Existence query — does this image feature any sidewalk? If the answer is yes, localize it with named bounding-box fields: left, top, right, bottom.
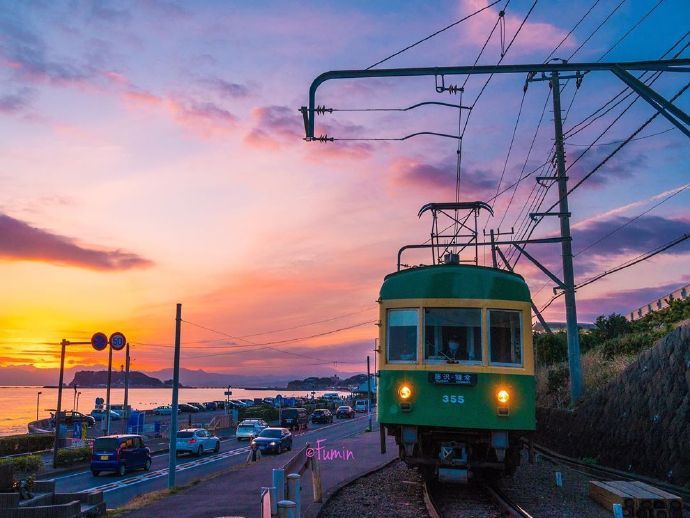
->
left=123, top=426, right=398, bottom=518
left=301, top=429, right=398, bottom=518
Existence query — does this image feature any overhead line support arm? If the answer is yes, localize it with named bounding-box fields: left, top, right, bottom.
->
left=304, top=58, right=690, bottom=139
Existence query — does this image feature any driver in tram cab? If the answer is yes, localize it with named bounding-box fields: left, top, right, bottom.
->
left=445, top=335, right=462, bottom=360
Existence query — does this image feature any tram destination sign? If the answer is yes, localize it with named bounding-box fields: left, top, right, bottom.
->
left=428, top=372, right=477, bottom=386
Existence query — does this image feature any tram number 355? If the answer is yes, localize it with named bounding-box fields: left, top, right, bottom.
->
left=442, top=395, right=465, bottom=404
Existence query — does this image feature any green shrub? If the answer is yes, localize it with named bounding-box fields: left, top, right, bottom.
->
left=239, top=405, right=278, bottom=422
left=534, top=332, right=567, bottom=366
left=0, top=454, right=43, bottom=474
left=56, top=447, right=91, bottom=466
left=600, top=332, right=660, bottom=360
left=547, top=365, right=569, bottom=393
left=0, top=434, right=53, bottom=456
left=591, top=313, right=631, bottom=342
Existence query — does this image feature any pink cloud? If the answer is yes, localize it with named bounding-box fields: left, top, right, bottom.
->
left=244, top=105, right=303, bottom=149
left=0, top=213, right=153, bottom=271
left=460, top=0, right=575, bottom=57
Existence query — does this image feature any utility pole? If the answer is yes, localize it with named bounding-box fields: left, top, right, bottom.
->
left=366, top=356, right=372, bottom=432
left=122, top=343, right=130, bottom=434
left=550, top=70, right=583, bottom=402
left=168, top=303, right=182, bottom=489
left=53, top=340, right=67, bottom=468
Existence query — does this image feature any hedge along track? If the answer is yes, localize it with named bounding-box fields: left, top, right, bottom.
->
left=423, top=478, right=534, bottom=518
left=530, top=442, right=689, bottom=513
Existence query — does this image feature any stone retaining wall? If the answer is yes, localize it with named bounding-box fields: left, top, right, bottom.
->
left=536, top=323, right=690, bottom=484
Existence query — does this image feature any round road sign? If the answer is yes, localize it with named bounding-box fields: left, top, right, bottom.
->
left=91, top=332, right=108, bottom=351
left=110, top=332, right=127, bottom=351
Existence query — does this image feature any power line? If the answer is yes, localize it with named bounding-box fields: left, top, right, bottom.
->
left=181, top=319, right=377, bottom=349
left=530, top=179, right=690, bottom=302
left=536, top=233, right=690, bottom=315
left=564, top=127, right=675, bottom=146
left=496, top=89, right=552, bottom=228
left=566, top=0, right=627, bottom=61
left=365, top=0, right=504, bottom=70
left=543, top=0, right=601, bottom=63
left=543, top=81, right=690, bottom=215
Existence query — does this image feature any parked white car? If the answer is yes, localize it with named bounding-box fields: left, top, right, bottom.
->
left=154, top=405, right=179, bottom=415
left=235, top=419, right=268, bottom=441
left=175, top=429, right=220, bottom=456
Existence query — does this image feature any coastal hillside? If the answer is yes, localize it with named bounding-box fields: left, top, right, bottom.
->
left=69, top=370, right=167, bottom=388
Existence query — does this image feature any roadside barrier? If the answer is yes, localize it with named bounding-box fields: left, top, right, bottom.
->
left=260, top=443, right=321, bottom=517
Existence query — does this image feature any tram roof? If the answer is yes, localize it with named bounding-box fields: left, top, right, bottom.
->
left=380, top=264, right=530, bottom=302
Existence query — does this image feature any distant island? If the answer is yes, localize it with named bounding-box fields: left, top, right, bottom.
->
left=68, top=370, right=183, bottom=388
left=286, top=374, right=367, bottom=390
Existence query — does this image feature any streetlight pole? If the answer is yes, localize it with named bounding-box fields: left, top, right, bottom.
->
left=76, top=392, right=81, bottom=412
left=73, top=385, right=78, bottom=411
left=36, top=391, right=42, bottom=421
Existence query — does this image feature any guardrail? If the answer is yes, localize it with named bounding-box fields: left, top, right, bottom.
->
left=260, top=442, right=322, bottom=517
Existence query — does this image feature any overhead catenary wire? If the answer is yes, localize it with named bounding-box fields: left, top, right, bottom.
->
left=365, top=0, right=504, bottom=70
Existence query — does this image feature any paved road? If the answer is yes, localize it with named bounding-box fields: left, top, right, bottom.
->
left=53, top=414, right=369, bottom=509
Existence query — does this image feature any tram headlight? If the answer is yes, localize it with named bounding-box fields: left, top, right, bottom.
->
left=496, top=389, right=510, bottom=404
left=398, top=385, right=412, bottom=400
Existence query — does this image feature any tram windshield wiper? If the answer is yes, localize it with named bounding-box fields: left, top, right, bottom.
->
left=439, top=351, right=458, bottom=364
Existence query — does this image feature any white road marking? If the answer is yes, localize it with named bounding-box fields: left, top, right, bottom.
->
left=83, top=447, right=249, bottom=494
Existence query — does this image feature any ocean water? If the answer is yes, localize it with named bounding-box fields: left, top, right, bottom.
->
left=0, top=386, right=348, bottom=436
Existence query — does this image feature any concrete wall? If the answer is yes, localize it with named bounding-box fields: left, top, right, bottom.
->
left=536, top=323, right=690, bottom=484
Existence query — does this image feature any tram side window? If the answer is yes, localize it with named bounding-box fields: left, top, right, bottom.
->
left=489, top=310, right=522, bottom=366
left=387, top=309, right=418, bottom=363
left=424, top=308, right=481, bottom=362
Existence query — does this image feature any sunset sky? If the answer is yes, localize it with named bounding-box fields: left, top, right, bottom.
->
left=1, top=0, right=688, bottom=378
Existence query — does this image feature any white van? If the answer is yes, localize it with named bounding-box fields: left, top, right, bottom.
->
left=354, top=400, right=369, bottom=413
left=322, top=392, right=340, bottom=401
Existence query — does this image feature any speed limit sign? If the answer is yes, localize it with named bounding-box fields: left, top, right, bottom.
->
left=109, top=332, right=127, bottom=351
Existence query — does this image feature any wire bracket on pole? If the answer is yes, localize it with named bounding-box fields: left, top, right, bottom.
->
left=530, top=211, right=571, bottom=221
left=435, top=74, right=465, bottom=95
left=536, top=176, right=562, bottom=186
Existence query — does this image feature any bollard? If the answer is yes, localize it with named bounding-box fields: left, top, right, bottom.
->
left=555, top=471, right=563, bottom=487
left=277, top=500, right=296, bottom=518
left=269, top=486, right=278, bottom=518
left=311, top=454, right=322, bottom=503
left=273, top=468, right=286, bottom=503
left=287, top=473, right=301, bottom=518
left=612, top=503, right=623, bottom=518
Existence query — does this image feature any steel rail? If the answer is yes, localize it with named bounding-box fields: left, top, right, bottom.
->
left=483, top=482, right=534, bottom=518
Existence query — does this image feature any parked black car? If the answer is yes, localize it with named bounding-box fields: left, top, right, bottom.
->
left=311, top=409, right=333, bottom=424
left=52, top=410, right=96, bottom=428
left=251, top=428, right=292, bottom=454
left=178, top=403, right=200, bottom=413
left=336, top=406, right=355, bottom=419
left=187, top=402, right=206, bottom=411
left=280, top=408, right=308, bottom=430
left=204, top=402, right=218, bottom=411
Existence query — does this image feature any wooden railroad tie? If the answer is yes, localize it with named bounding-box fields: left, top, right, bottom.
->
left=589, top=480, right=683, bottom=518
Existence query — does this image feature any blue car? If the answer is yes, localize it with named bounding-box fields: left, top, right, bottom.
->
left=251, top=427, right=292, bottom=454
left=90, top=435, right=151, bottom=477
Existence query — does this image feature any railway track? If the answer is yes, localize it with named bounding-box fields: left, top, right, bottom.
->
left=531, top=442, right=690, bottom=512
left=424, top=479, right=534, bottom=518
